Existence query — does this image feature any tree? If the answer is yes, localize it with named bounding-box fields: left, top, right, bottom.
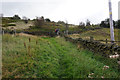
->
left=28, top=18, right=30, bottom=20
left=34, top=16, right=44, bottom=28
left=45, top=18, right=51, bottom=22
left=115, top=20, right=120, bottom=29
left=86, top=19, right=91, bottom=26
left=78, top=22, right=85, bottom=28
left=40, top=16, right=44, bottom=21
left=57, top=21, right=65, bottom=25
left=22, top=16, right=28, bottom=24
left=13, top=15, right=21, bottom=20
left=100, top=18, right=115, bottom=28
left=100, top=21, right=106, bottom=27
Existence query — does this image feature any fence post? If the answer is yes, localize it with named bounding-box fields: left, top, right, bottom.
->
left=90, top=36, right=94, bottom=41
left=14, top=30, right=16, bottom=35
left=106, top=39, right=108, bottom=44
left=29, top=38, right=31, bottom=43
left=36, top=40, right=38, bottom=45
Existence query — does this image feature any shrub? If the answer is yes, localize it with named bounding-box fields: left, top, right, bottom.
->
left=7, top=23, right=16, bottom=26
left=2, top=23, right=16, bottom=27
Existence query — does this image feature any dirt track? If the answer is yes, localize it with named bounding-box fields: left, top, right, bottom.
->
left=17, top=33, right=48, bottom=38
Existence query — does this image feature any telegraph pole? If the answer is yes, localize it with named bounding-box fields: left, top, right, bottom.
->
left=118, top=1, right=120, bottom=45
left=109, top=0, right=115, bottom=43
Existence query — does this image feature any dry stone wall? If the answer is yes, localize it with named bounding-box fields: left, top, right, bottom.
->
left=64, top=35, right=120, bottom=59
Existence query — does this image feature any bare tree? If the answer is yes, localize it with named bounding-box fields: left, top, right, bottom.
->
left=78, top=22, right=85, bottom=28
left=34, top=16, right=44, bottom=28
left=86, top=19, right=91, bottom=26
left=13, top=15, right=21, bottom=20
left=22, top=16, right=28, bottom=24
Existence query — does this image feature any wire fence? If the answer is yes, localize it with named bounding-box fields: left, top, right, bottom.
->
left=92, top=38, right=120, bottom=46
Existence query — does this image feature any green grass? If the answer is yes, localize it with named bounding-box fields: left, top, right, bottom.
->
left=2, top=18, right=101, bottom=35
left=2, top=34, right=120, bottom=78
left=69, top=28, right=117, bottom=39
left=69, top=28, right=120, bottom=45
left=2, top=23, right=16, bottom=27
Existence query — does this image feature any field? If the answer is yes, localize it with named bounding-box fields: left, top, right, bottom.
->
left=2, top=20, right=33, bottom=30
left=69, top=28, right=120, bottom=45
left=2, top=18, right=120, bottom=78
left=2, top=34, right=120, bottom=78
left=2, top=19, right=100, bottom=35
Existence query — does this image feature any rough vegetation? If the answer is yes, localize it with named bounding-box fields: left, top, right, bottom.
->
left=2, top=15, right=120, bottom=78
left=2, top=34, right=120, bottom=78
left=69, top=28, right=119, bottom=43
left=2, top=16, right=101, bottom=35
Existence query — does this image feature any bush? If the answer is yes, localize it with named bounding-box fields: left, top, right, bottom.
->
left=45, top=18, right=51, bottom=22
left=13, top=15, right=21, bottom=20
left=7, top=23, right=16, bottom=26
left=2, top=23, right=16, bottom=27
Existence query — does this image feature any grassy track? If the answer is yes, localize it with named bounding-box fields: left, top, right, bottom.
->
left=2, top=34, right=120, bottom=78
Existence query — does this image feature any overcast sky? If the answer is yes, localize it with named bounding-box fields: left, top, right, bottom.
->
left=1, top=0, right=120, bottom=25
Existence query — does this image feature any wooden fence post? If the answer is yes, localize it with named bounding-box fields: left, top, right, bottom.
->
left=90, top=36, right=94, bottom=41
left=14, top=30, right=16, bottom=36
left=28, top=45, right=31, bottom=57
left=29, top=38, right=31, bottom=43
left=106, top=39, right=108, bottom=44
left=36, top=40, right=38, bottom=45
left=24, top=42, right=26, bottom=48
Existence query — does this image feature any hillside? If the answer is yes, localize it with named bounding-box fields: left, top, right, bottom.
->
left=2, top=34, right=120, bottom=78
left=2, top=17, right=101, bottom=35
